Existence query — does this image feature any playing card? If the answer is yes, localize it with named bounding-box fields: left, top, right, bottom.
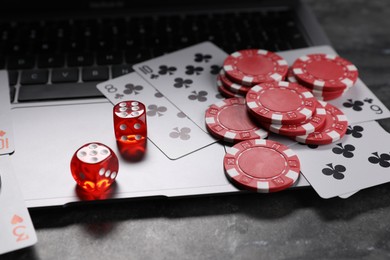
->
left=0, top=155, right=37, bottom=255
left=0, top=71, right=15, bottom=155
left=279, top=46, right=390, bottom=124
left=339, top=190, right=359, bottom=199
left=97, top=72, right=218, bottom=160
left=291, top=121, right=390, bottom=199
left=133, top=42, right=226, bottom=132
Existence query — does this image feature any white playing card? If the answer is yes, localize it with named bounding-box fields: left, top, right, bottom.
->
left=0, top=71, right=15, bottom=155
left=133, top=42, right=227, bottom=132
left=339, top=190, right=359, bottom=199
left=0, top=156, right=37, bottom=255
left=279, top=46, right=390, bottom=124
left=97, top=72, right=218, bottom=160
left=291, top=121, right=390, bottom=199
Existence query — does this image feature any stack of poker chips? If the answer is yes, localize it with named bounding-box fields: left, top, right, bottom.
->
left=217, top=49, right=359, bottom=102
left=206, top=49, right=356, bottom=193
left=217, top=49, right=289, bottom=98
left=288, top=54, right=359, bottom=101
left=245, top=81, right=349, bottom=145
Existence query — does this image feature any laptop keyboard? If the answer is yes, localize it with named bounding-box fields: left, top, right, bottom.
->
left=1, top=9, right=309, bottom=103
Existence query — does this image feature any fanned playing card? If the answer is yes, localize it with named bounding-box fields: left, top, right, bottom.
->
left=97, top=72, right=218, bottom=160
left=291, top=121, right=390, bottom=198
left=0, top=156, right=37, bottom=255
left=133, top=42, right=227, bottom=132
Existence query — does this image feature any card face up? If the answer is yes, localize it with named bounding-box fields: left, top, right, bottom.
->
left=291, top=121, right=390, bottom=199
left=0, top=71, right=15, bottom=156
left=97, top=72, right=219, bottom=160
left=0, top=156, right=37, bottom=255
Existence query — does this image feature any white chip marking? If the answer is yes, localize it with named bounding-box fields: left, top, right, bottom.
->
left=347, top=65, right=357, bottom=71
left=286, top=170, right=299, bottom=182
left=283, top=148, right=296, bottom=158
left=271, top=114, right=283, bottom=124
left=227, top=168, right=240, bottom=178
left=224, top=65, right=233, bottom=71
left=293, top=68, right=303, bottom=75
left=326, top=54, right=336, bottom=60
left=299, top=55, right=309, bottom=62
left=314, top=80, right=325, bottom=87
left=341, top=78, right=354, bottom=88
left=224, top=131, right=236, bottom=140
left=242, top=76, right=253, bottom=83
left=328, top=130, right=341, bottom=142
left=277, top=60, right=288, bottom=66
left=302, top=91, right=314, bottom=98
left=258, top=50, right=268, bottom=55
left=303, top=123, right=315, bottom=133
left=232, top=52, right=241, bottom=58
left=271, top=73, right=282, bottom=81
left=278, top=81, right=289, bottom=87
left=337, top=114, right=348, bottom=122
left=206, top=117, right=216, bottom=124
left=247, top=101, right=258, bottom=109
left=255, top=139, right=267, bottom=145
left=257, top=181, right=269, bottom=192
left=300, top=108, right=313, bottom=119
left=227, top=147, right=240, bottom=156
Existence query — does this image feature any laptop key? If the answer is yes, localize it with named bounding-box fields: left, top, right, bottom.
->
left=38, top=54, right=65, bottom=68
left=20, top=69, right=49, bottom=85
left=52, top=68, right=79, bottom=83
left=67, top=53, right=94, bottom=67
left=112, top=65, right=133, bottom=78
left=7, top=55, right=35, bottom=69
left=97, top=52, right=122, bottom=65
left=18, top=82, right=103, bottom=102
left=82, top=67, right=109, bottom=82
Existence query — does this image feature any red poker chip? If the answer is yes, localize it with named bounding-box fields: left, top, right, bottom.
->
left=312, top=89, right=345, bottom=101
left=205, top=97, right=268, bottom=143
left=223, top=49, right=289, bottom=86
left=246, top=81, right=317, bottom=125
left=216, top=78, right=243, bottom=98
left=219, top=70, right=251, bottom=95
left=294, top=102, right=348, bottom=145
left=224, top=139, right=300, bottom=193
left=292, top=53, right=358, bottom=91
left=261, top=100, right=327, bottom=136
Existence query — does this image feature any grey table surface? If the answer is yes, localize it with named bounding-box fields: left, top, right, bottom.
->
left=3, top=0, right=390, bottom=259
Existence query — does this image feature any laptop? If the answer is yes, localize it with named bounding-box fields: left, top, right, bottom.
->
left=0, top=0, right=331, bottom=208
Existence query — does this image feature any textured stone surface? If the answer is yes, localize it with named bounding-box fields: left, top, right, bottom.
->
left=3, top=1, right=390, bottom=259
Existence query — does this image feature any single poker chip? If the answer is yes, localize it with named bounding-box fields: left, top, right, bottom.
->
left=292, top=53, right=358, bottom=91
left=205, top=97, right=268, bottom=143
left=224, top=139, right=300, bottom=193
left=223, top=49, right=289, bottom=86
left=217, top=79, right=243, bottom=98
left=294, top=102, right=348, bottom=145
left=219, top=70, right=251, bottom=95
left=261, top=101, right=327, bottom=136
left=246, top=81, right=317, bottom=125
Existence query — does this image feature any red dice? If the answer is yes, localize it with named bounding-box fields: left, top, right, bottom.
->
left=113, top=101, right=147, bottom=160
left=70, top=143, right=119, bottom=193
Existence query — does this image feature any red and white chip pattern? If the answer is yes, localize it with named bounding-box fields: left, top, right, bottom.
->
left=224, top=139, right=300, bottom=193
left=216, top=78, right=242, bottom=98
left=260, top=100, right=327, bottom=136
left=205, top=97, right=268, bottom=143
left=246, top=81, right=317, bottom=125
left=294, top=102, right=348, bottom=145
left=219, top=70, right=251, bottom=95
left=292, top=53, right=358, bottom=91
left=223, top=49, right=289, bottom=86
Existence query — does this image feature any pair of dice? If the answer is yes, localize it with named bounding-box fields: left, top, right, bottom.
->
left=70, top=101, right=147, bottom=193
